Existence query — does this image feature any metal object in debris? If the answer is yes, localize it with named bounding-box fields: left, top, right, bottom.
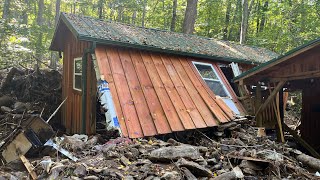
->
left=44, top=139, right=78, bottom=162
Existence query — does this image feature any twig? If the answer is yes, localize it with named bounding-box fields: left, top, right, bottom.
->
left=220, top=144, right=265, bottom=148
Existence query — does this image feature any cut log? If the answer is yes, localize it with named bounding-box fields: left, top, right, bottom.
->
left=296, top=153, right=320, bottom=171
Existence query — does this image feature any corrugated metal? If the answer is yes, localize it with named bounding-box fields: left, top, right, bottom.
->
left=51, top=13, right=278, bottom=64
left=95, top=46, right=239, bottom=138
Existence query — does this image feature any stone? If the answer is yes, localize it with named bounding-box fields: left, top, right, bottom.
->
left=73, top=164, right=87, bottom=177
left=148, top=145, right=201, bottom=162
left=176, top=158, right=213, bottom=177
left=83, top=175, right=99, bottom=180
left=160, top=171, right=180, bottom=180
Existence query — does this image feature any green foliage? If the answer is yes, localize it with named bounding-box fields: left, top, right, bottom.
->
left=0, top=0, right=319, bottom=69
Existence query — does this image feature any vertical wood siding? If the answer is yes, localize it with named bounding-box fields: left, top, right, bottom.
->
left=62, top=30, right=96, bottom=134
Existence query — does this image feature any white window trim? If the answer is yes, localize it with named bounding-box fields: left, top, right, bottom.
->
left=192, top=61, right=232, bottom=99
left=73, top=57, right=82, bottom=91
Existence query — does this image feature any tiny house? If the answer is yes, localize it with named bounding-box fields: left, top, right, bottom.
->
left=50, top=13, right=277, bottom=138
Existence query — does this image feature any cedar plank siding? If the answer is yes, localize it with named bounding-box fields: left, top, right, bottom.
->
left=62, top=29, right=96, bottom=134
left=95, top=46, right=245, bottom=138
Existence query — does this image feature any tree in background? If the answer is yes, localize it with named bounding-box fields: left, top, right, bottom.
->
left=0, top=0, right=319, bottom=69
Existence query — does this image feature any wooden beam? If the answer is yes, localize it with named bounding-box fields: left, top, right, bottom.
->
left=269, top=71, right=320, bottom=82
left=20, top=155, right=37, bottom=180
left=254, top=81, right=286, bottom=121
left=283, top=123, right=320, bottom=159
left=255, top=84, right=262, bottom=127
left=275, top=93, right=284, bottom=142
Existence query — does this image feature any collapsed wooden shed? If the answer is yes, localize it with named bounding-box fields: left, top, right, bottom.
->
left=234, top=37, right=320, bottom=155
left=50, top=13, right=277, bottom=138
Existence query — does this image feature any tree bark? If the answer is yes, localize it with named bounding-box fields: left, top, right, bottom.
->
left=22, top=0, right=29, bottom=24
left=142, top=0, right=147, bottom=27
left=223, top=0, right=232, bottom=40
left=240, top=0, right=249, bottom=44
left=98, top=0, right=104, bottom=19
left=132, top=11, right=137, bottom=24
left=228, top=0, right=241, bottom=40
left=55, top=0, right=61, bottom=26
left=170, top=0, right=177, bottom=31
left=36, top=0, right=45, bottom=67
left=182, top=0, right=198, bottom=34
left=259, top=1, right=268, bottom=32
left=2, top=0, right=10, bottom=19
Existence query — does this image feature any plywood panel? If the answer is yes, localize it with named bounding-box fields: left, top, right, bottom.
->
left=140, top=52, right=184, bottom=132
left=151, top=53, right=195, bottom=130
left=161, top=55, right=207, bottom=128
left=129, top=50, right=171, bottom=134
left=167, top=55, right=214, bottom=127
left=182, top=60, right=230, bottom=122
left=95, top=47, right=128, bottom=137
left=107, top=47, right=144, bottom=138
left=117, top=49, right=157, bottom=136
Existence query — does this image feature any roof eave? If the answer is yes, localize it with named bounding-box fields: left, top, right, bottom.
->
left=78, top=35, right=259, bottom=65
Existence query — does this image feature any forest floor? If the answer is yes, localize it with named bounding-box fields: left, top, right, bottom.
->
left=0, top=68, right=319, bottom=180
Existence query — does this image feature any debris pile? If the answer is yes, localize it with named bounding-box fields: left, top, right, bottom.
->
left=0, top=67, right=62, bottom=140
left=1, top=119, right=319, bottom=179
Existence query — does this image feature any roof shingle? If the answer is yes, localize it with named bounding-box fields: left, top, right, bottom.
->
left=51, top=13, right=278, bottom=64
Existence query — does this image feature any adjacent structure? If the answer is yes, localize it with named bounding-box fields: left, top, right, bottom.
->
left=50, top=13, right=277, bottom=138
left=234, top=37, right=320, bottom=154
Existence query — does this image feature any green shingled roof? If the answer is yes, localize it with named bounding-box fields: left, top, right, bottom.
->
left=50, top=13, right=278, bottom=64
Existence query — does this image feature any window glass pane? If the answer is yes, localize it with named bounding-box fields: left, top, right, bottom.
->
left=75, top=75, right=82, bottom=90
left=205, top=80, right=228, bottom=97
left=75, top=59, right=82, bottom=73
left=194, top=64, right=218, bottom=79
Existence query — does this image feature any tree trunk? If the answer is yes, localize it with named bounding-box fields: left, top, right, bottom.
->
left=2, top=0, right=10, bottom=19
left=228, top=0, right=241, bottom=40
left=142, top=0, right=147, bottom=27
left=182, top=0, right=198, bottom=34
left=22, top=0, right=29, bottom=24
left=36, top=0, right=45, bottom=67
left=259, top=1, right=268, bottom=32
left=223, top=0, right=232, bottom=40
left=98, top=0, right=104, bottom=19
left=55, top=0, right=61, bottom=26
left=132, top=11, right=137, bottom=24
left=170, top=0, right=178, bottom=31
left=240, top=0, right=249, bottom=44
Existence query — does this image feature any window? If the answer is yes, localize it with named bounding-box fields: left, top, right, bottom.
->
left=193, top=62, right=240, bottom=114
left=74, top=57, right=82, bottom=91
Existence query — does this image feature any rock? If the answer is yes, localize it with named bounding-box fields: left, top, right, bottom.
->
left=120, top=156, right=131, bottom=166
left=0, top=106, right=12, bottom=113
left=0, top=95, right=14, bottom=107
left=207, top=158, right=218, bottom=165
left=176, top=158, right=213, bottom=177
left=181, top=167, right=197, bottom=180
left=239, top=160, right=263, bottom=171
left=160, top=171, right=180, bottom=180
left=134, top=159, right=152, bottom=166
left=73, top=164, right=87, bottom=177
left=85, top=135, right=99, bottom=147
left=49, top=163, right=66, bottom=179
left=13, top=102, right=30, bottom=113
left=123, top=175, right=135, bottom=180
left=83, top=175, right=99, bottom=180
left=148, top=145, right=201, bottom=162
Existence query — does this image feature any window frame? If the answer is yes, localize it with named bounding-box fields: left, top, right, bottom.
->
left=73, top=57, right=82, bottom=91
left=192, top=61, right=232, bottom=99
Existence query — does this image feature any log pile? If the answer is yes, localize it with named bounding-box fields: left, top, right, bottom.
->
left=0, top=120, right=319, bottom=179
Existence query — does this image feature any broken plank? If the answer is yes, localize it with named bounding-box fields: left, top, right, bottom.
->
left=20, top=155, right=37, bottom=180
